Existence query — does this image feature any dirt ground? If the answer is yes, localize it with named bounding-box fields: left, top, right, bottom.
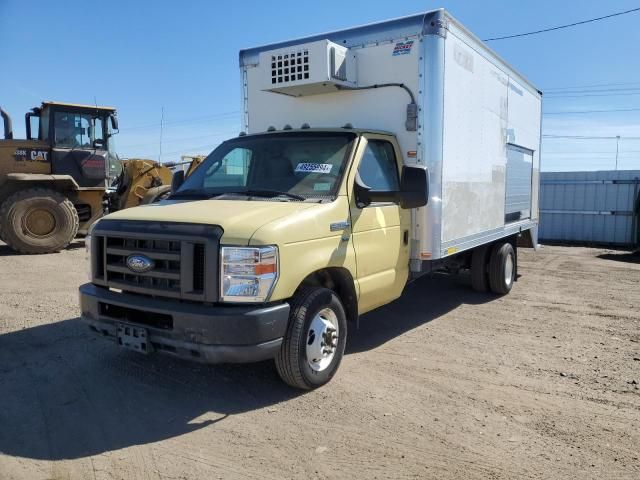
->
left=0, top=241, right=638, bottom=480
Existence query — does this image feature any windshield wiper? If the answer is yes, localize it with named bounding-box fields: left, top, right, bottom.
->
left=229, top=189, right=306, bottom=201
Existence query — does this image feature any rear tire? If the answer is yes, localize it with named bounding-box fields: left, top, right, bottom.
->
left=488, top=242, right=516, bottom=295
left=275, top=287, right=347, bottom=390
left=470, top=245, right=490, bottom=292
left=0, top=188, right=79, bottom=254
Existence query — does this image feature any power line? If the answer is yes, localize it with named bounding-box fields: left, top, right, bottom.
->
left=544, top=92, right=640, bottom=99
left=543, top=135, right=618, bottom=139
left=544, top=150, right=640, bottom=154
left=138, top=142, right=222, bottom=159
left=119, top=129, right=239, bottom=150
left=120, top=110, right=240, bottom=131
left=483, top=7, right=640, bottom=41
left=545, top=87, right=640, bottom=95
left=544, top=81, right=640, bottom=91
left=543, top=134, right=640, bottom=140
left=544, top=107, right=640, bottom=115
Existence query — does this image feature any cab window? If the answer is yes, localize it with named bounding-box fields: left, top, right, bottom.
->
left=358, top=140, right=400, bottom=191
left=53, top=112, right=105, bottom=148
left=203, top=147, right=252, bottom=188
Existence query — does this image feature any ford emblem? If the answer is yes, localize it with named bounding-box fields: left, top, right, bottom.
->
left=126, top=254, right=155, bottom=273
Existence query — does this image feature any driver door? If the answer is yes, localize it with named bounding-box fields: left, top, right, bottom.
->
left=348, top=135, right=410, bottom=314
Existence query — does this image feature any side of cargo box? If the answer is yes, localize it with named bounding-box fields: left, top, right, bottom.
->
left=414, top=11, right=541, bottom=272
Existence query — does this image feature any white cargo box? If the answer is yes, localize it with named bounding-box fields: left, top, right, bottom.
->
left=239, top=9, right=542, bottom=265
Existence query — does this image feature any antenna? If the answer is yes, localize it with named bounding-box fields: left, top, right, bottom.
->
left=159, top=106, right=164, bottom=162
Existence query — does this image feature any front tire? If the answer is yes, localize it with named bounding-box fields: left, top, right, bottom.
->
left=275, top=288, right=347, bottom=390
left=488, top=242, right=516, bottom=295
left=0, top=188, right=79, bottom=254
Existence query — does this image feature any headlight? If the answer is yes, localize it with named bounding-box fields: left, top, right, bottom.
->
left=220, top=246, right=278, bottom=302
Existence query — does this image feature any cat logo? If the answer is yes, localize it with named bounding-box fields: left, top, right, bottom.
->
left=30, top=150, right=49, bottom=162
left=13, top=149, right=50, bottom=163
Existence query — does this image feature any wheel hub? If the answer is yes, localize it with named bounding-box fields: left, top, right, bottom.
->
left=504, top=254, right=514, bottom=287
left=23, top=208, right=56, bottom=237
left=306, top=308, right=339, bottom=372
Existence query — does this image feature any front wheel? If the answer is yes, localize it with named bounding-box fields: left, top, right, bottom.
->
left=275, top=288, right=347, bottom=389
left=0, top=188, right=79, bottom=254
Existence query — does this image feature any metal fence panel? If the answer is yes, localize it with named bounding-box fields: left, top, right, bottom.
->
left=539, top=170, right=640, bottom=246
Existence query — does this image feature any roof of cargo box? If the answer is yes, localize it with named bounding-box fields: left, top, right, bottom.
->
left=239, top=8, right=541, bottom=96
left=232, top=127, right=394, bottom=138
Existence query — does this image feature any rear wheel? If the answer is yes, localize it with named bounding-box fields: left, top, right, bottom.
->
left=488, top=242, right=516, bottom=295
left=275, top=287, right=347, bottom=390
left=0, top=188, right=79, bottom=254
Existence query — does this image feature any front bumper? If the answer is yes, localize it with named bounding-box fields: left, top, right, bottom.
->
left=79, top=283, right=290, bottom=364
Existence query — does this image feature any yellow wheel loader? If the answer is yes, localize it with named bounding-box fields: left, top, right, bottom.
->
left=107, top=155, right=206, bottom=211
left=0, top=101, right=202, bottom=254
left=0, top=101, right=121, bottom=253
left=107, top=158, right=174, bottom=212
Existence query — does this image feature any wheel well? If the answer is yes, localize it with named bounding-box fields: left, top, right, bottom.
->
left=0, top=181, right=75, bottom=205
left=296, top=268, right=358, bottom=324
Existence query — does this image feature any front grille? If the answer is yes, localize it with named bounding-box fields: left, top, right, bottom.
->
left=105, top=236, right=183, bottom=296
left=193, top=243, right=205, bottom=292
left=91, top=220, right=221, bottom=302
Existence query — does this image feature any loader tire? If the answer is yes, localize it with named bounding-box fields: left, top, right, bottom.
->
left=275, top=287, right=347, bottom=390
left=470, top=245, right=490, bottom=292
left=0, top=188, right=79, bottom=254
left=488, top=242, right=516, bottom=295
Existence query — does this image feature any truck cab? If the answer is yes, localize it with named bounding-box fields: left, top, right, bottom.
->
left=81, top=128, right=427, bottom=389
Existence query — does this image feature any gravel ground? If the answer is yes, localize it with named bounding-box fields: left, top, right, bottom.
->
left=0, top=241, right=638, bottom=480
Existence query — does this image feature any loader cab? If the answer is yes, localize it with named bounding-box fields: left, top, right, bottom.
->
left=27, top=102, right=119, bottom=188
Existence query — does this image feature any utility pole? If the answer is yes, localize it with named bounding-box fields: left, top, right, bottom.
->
left=159, top=106, right=164, bottom=163
left=615, top=135, right=620, bottom=170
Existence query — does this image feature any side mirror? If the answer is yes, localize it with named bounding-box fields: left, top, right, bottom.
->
left=171, top=170, right=185, bottom=193
left=354, top=166, right=429, bottom=209
left=399, top=165, right=429, bottom=209
left=110, top=115, right=119, bottom=132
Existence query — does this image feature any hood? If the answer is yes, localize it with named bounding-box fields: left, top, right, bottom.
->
left=102, top=199, right=318, bottom=244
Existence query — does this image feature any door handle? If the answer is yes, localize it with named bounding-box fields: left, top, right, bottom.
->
left=403, top=230, right=409, bottom=245
left=330, top=221, right=350, bottom=232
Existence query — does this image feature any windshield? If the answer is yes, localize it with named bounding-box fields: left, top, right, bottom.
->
left=53, top=111, right=107, bottom=149
left=175, top=132, right=357, bottom=200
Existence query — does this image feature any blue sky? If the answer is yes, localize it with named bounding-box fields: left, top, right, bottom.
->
left=1, top=0, right=640, bottom=171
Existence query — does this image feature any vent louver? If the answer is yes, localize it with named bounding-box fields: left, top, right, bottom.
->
left=260, top=39, right=356, bottom=96
left=271, top=49, right=310, bottom=85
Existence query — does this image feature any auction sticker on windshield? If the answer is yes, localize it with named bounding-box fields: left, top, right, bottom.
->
left=295, top=163, right=333, bottom=174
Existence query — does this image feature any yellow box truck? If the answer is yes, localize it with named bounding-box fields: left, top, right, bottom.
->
left=80, top=9, right=542, bottom=389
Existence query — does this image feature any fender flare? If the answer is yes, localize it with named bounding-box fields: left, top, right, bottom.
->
left=3, top=173, right=80, bottom=190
